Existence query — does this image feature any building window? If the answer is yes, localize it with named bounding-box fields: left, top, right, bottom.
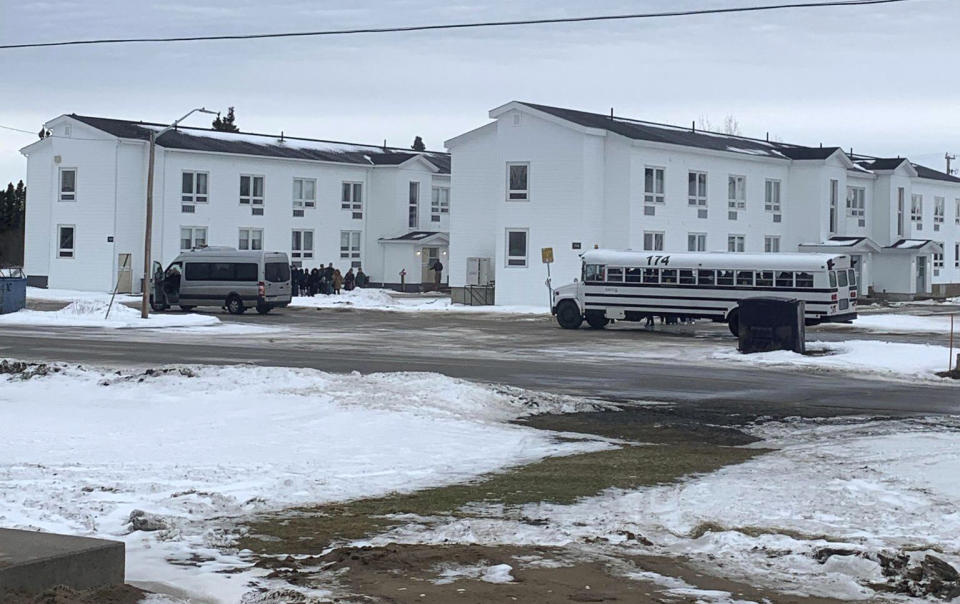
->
left=727, top=234, right=745, bottom=252
left=291, top=229, right=314, bottom=259
left=846, top=186, right=865, bottom=219
left=897, top=187, right=905, bottom=237
left=293, top=178, right=316, bottom=209
left=431, top=185, right=450, bottom=222
left=934, top=196, right=945, bottom=229
left=57, top=225, right=75, bottom=258
left=934, top=243, right=944, bottom=269
left=764, top=179, right=781, bottom=213
left=182, top=171, right=209, bottom=204
left=180, top=226, right=207, bottom=251
left=764, top=235, right=780, bottom=253
left=829, top=179, right=839, bottom=234
left=643, top=231, right=664, bottom=251
left=238, top=228, right=263, bottom=251
left=507, top=163, right=529, bottom=201
left=59, top=168, right=76, bottom=202
left=341, top=182, right=363, bottom=218
left=911, top=194, right=923, bottom=229
left=240, top=175, right=264, bottom=206
left=728, top=175, right=746, bottom=210
left=687, top=233, right=706, bottom=252
left=644, top=167, right=665, bottom=204
left=505, top=229, right=528, bottom=267
left=408, top=181, right=420, bottom=228
left=687, top=171, right=707, bottom=207
left=340, top=230, right=361, bottom=266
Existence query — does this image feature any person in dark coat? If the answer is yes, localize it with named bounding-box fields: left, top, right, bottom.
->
left=355, top=267, right=368, bottom=288
left=432, top=259, right=444, bottom=291
left=323, top=263, right=335, bottom=295
left=344, top=268, right=356, bottom=291
left=291, top=266, right=300, bottom=297
left=309, top=268, right=320, bottom=296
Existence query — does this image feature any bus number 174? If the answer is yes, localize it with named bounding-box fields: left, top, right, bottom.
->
left=646, top=255, right=670, bottom=266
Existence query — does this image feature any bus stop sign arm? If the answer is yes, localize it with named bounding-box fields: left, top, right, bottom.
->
left=140, top=107, right=217, bottom=319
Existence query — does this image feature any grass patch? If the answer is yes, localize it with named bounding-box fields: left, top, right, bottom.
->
left=238, top=440, right=762, bottom=556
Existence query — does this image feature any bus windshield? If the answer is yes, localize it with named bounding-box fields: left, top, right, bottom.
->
left=584, top=264, right=603, bottom=281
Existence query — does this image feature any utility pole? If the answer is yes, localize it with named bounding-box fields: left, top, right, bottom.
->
left=946, top=153, right=957, bottom=176
left=140, top=107, right=217, bottom=319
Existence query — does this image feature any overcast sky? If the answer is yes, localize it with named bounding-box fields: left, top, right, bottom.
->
left=0, top=0, right=956, bottom=186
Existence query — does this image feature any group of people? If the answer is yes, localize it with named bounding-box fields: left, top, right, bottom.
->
left=291, top=263, right=369, bottom=297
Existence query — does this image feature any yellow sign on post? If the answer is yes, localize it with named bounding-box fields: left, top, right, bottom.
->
left=541, top=247, right=554, bottom=264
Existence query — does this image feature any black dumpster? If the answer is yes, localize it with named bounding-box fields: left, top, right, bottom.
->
left=737, top=297, right=805, bottom=354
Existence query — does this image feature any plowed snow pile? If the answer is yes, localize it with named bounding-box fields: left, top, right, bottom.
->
left=0, top=299, right=220, bottom=328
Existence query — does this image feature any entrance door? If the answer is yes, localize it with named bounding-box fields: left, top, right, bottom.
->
left=916, top=256, right=927, bottom=294
left=850, top=254, right=863, bottom=291
left=421, top=247, right=439, bottom=290
left=117, top=253, right=133, bottom=293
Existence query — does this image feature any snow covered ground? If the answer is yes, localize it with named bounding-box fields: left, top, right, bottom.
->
left=364, top=416, right=960, bottom=601
left=0, top=362, right=615, bottom=601
left=0, top=299, right=221, bottom=329
left=290, top=288, right=547, bottom=314
left=846, top=312, right=960, bottom=334
left=27, top=286, right=140, bottom=303
left=713, top=339, right=955, bottom=381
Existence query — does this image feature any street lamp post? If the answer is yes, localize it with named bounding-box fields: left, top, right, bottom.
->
left=141, top=107, right=217, bottom=319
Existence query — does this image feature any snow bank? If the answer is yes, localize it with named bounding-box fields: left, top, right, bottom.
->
left=367, top=416, right=960, bottom=601
left=712, top=339, right=953, bottom=381
left=26, top=286, right=140, bottom=303
left=290, top=288, right=547, bottom=314
left=0, top=299, right=220, bottom=329
left=0, top=362, right=615, bottom=601
left=844, top=313, right=960, bottom=334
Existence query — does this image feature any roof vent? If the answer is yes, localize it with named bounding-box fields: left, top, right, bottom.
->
left=278, top=131, right=285, bottom=144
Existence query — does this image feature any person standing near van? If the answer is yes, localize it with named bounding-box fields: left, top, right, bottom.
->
left=333, top=269, right=343, bottom=294
left=323, top=263, right=335, bottom=295
left=344, top=268, right=356, bottom=291
left=356, top=267, right=368, bottom=288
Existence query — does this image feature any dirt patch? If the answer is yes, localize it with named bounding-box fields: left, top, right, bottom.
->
left=253, top=543, right=846, bottom=603
left=0, top=584, right=146, bottom=604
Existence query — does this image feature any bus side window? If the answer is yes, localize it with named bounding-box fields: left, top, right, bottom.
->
left=584, top=264, right=603, bottom=281
left=848, top=269, right=857, bottom=288
left=829, top=271, right=837, bottom=288
left=756, top=271, right=774, bottom=287
left=837, top=270, right=848, bottom=287
left=717, top=270, right=734, bottom=286
left=661, top=269, right=677, bottom=284
left=736, top=270, right=754, bottom=286
left=775, top=271, right=793, bottom=287
left=625, top=268, right=643, bottom=283
left=796, top=272, right=814, bottom=288
left=643, top=268, right=659, bottom=284
left=607, top=267, right=624, bottom=282
left=679, top=269, right=696, bottom=285
left=697, top=269, right=715, bottom=286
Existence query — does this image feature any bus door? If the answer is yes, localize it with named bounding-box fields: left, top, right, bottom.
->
left=835, top=267, right=852, bottom=312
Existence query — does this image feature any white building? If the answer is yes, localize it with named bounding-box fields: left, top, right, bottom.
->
left=20, top=114, right=451, bottom=293
left=446, top=101, right=959, bottom=306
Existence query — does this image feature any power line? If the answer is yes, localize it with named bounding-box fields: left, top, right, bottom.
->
left=0, top=0, right=909, bottom=50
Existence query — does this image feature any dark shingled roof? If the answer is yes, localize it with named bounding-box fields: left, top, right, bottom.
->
left=911, top=163, right=960, bottom=184
left=856, top=158, right=908, bottom=171
left=68, top=114, right=450, bottom=173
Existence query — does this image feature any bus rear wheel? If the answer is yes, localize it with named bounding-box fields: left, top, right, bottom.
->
left=585, top=310, right=609, bottom=329
left=727, top=308, right=740, bottom=337
left=556, top=300, right=583, bottom=329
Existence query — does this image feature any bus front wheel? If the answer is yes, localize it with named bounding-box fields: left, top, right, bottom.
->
left=585, top=310, right=609, bottom=329
left=727, top=308, right=740, bottom=337
left=556, top=300, right=584, bottom=329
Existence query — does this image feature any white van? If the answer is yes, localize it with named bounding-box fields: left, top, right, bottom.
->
left=151, top=247, right=291, bottom=314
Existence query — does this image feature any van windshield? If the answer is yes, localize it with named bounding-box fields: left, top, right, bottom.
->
left=265, top=262, right=290, bottom=283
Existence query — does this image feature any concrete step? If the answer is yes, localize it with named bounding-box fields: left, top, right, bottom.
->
left=0, top=528, right=124, bottom=593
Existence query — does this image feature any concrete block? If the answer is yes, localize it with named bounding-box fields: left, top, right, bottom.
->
left=0, top=528, right=124, bottom=593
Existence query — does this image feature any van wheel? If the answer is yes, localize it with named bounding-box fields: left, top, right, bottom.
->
left=226, top=295, right=245, bottom=315
left=256, top=303, right=270, bottom=315
left=727, top=308, right=740, bottom=337
left=179, top=305, right=195, bottom=312
left=556, top=300, right=583, bottom=329
left=585, top=310, right=609, bottom=329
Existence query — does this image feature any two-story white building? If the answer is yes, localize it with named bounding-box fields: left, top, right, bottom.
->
left=446, top=101, right=959, bottom=306
left=20, top=114, right=451, bottom=293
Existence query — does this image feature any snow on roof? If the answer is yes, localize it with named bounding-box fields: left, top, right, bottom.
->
left=887, top=239, right=933, bottom=249
left=581, top=249, right=846, bottom=271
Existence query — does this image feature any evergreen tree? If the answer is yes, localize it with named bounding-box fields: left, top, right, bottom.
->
left=212, top=107, right=240, bottom=132
left=0, top=183, right=14, bottom=229
left=14, top=180, right=26, bottom=228
left=411, top=136, right=425, bottom=152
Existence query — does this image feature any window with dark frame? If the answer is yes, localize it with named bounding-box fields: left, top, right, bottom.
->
left=58, top=225, right=74, bottom=258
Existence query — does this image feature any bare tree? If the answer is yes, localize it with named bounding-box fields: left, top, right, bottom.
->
left=722, top=115, right=742, bottom=136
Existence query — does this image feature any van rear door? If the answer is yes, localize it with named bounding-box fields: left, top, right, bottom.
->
left=264, top=262, right=291, bottom=302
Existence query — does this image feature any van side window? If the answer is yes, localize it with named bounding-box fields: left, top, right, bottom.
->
left=756, top=271, right=774, bottom=287
left=829, top=271, right=837, bottom=288
left=717, top=270, right=734, bottom=286
left=606, top=267, right=624, bottom=282
left=625, top=267, right=643, bottom=283
left=775, top=271, right=794, bottom=287
left=795, top=272, right=814, bottom=288
left=185, top=263, right=210, bottom=281
left=235, top=263, right=258, bottom=281
left=837, top=270, right=848, bottom=287
left=184, top=262, right=258, bottom=281
left=211, top=263, right=234, bottom=281
left=697, top=270, right=715, bottom=286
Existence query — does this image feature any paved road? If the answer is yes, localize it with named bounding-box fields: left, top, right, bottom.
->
left=3, top=304, right=958, bottom=415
